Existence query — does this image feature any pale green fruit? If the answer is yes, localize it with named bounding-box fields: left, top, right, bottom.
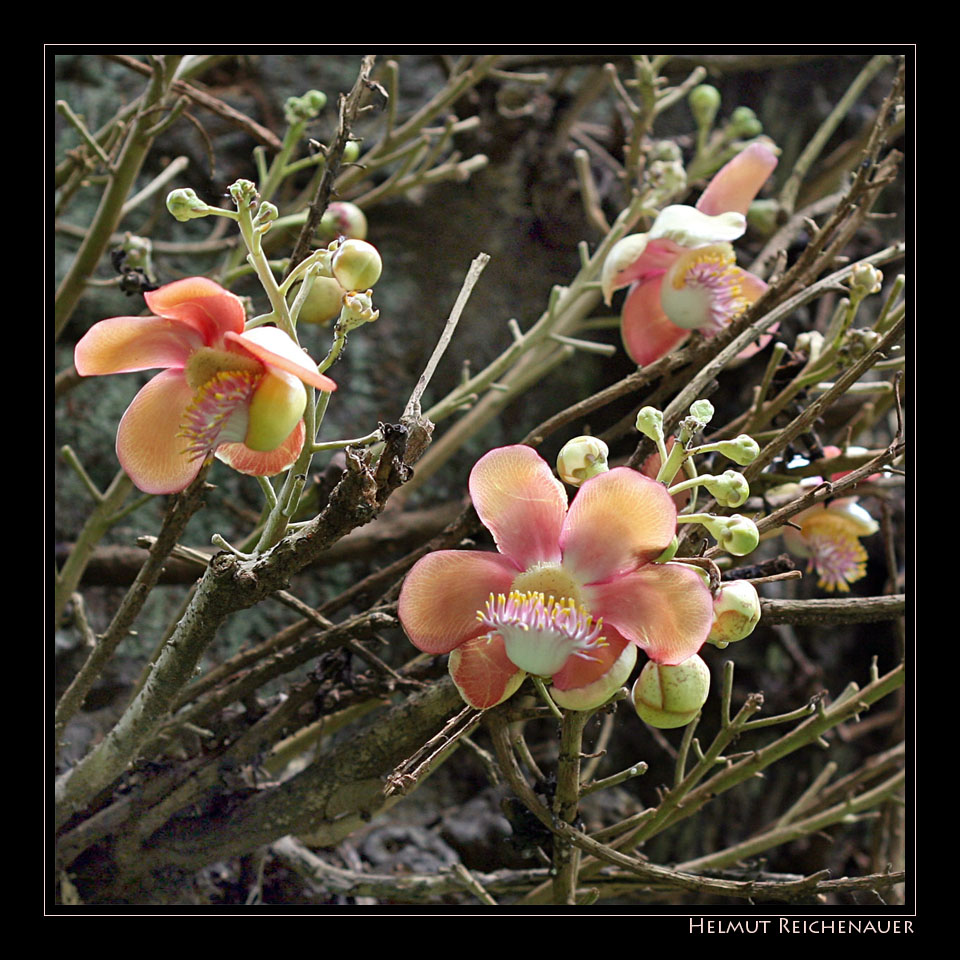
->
left=632, top=655, right=710, bottom=729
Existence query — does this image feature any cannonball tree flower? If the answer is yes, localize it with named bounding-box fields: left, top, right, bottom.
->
left=601, top=142, right=778, bottom=365
left=398, top=445, right=714, bottom=710
left=74, top=277, right=336, bottom=494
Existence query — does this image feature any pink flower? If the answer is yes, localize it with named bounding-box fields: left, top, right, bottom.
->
left=74, top=277, right=336, bottom=494
left=398, top=445, right=713, bottom=710
left=602, top=143, right=778, bottom=366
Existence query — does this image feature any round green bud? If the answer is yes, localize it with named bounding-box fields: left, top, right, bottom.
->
left=632, top=655, right=711, bottom=729
left=712, top=514, right=760, bottom=557
left=284, top=89, right=327, bottom=125
left=331, top=238, right=382, bottom=291
left=689, top=399, right=715, bottom=427
left=288, top=275, right=346, bottom=326
left=729, top=106, right=762, bottom=137
left=747, top=198, right=780, bottom=237
left=253, top=201, right=279, bottom=232
left=649, top=140, right=683, bottom=163
left=343, top=140, right=361, bottom=164
left=848, top=263, right=883, bottom=298
left=703, top=470, right=750, bottom=508
left=636, top=406, right=665, bottom=442
left=706, top=580, right=761, bottom=648
left=689, top=84, right=721, bottom=129
left=320, top=201, right=368, bottom=241
left=556, top=436, right=610, bottom=487
left=715, top=434, right=760, bottom=466
left=166, top=188, right=209, bottom=222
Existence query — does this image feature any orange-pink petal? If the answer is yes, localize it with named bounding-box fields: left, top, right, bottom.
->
left=216, top=420, right=305, bottom=476
left=225, top=328, right=336, bottom=393
left=583, top=562, right=713, bottom=664
left=74, top=316, right=203, bottom=376
left=621, top=277, right=690, bottom=366
left=144, top=277, right=246, bottom=342
left=560, top=468, right=677, bottom=584
left=468, top=445, right=568, bottom=569
left=448, top=634, right=526, bottom=709
left=398, top=550, right=520, bottom=654
left=696, top=142, right=778, bottom=218
left=550, top=625, right=632, bottom=692
left=115, top=369, right=203, bottom=494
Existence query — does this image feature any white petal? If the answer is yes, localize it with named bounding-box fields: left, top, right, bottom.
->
left=650, top=206, right=746, bottom=247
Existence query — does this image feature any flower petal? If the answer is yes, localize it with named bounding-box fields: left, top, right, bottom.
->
left=696, top=142, right=779, bottom=217
left=448, top=634, right=526, bottom=709
left=551, top=626, right=635, bottom=700
left=144, top=277, right=246, bottom=342
left=216, top=420, right=305, bottom=476
left=398, top=550, right=520, bottom=654
left=583, top=561, right=713, bottom=664
left=560, top=468, right=677, bottom=584
left=650, top=206, right=747, bottom=247
left=621, top=277, right=690, bottom=366
left=226, top=328, right=336, bottom=393
left=601, top=235, right=682, bottom=303
left=115, top=369, right=202, bottom=494
left=469, top=445, right=568, bottom=569
left=74, top=316, right=203, bottom=376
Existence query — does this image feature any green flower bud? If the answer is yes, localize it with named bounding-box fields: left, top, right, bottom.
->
left=556, top=436, right=610, bottom=487
left=343, top=140, right=362, bottom=164
left=728, top=106, right=762, bottom=138
left=339, top=289, right=379, bottom=331
left=320, top=201, right=368, bottom=241
left=689, top=84, right=721, bottom=130
left=689, top=399, right=715, bottom=428
left=703, top=470, right=750, bottom=508
left=747, top=198, right=780, bottom=237
left=228, top=179, right=258, bottom=209
left=714, top=434, right=760, bottom=466
left=288, top=275, right=347, bottom=326
left=649, top=140, right=682, bottom=163
left=839, top=328, right=882, bottom=365
left=647, top=160, right=687, bottom=198
left=166, top=188, right=210, bottom=222
left=331, top=238, right=382, bottom=291
left=636, top=406, right=665, bottom=443
left=284, top=89, right=328, bottom=125
left=848, top=263, right=883, bottom=298
left=632, top=655, right=711, bottom=729
left=253, top=201, right=279, bottom=233
left=707, top=514, right=760, bottom=557
left=795, top=330, right=824, bottom=363
left=706, top=580, right=761, bottom=648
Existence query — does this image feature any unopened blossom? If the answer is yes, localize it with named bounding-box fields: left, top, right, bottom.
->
left=398, top=445, right=713, bottom=710
left=602, top=142, right=778, bottom=365
left=74, top=277, right=335, bottom=494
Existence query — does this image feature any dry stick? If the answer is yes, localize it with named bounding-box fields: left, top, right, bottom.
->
left=553, top=710, right=590, bottom=905
left=285, top=55, right=376, bottom=278
left=103, top=54, right=283, bottom=150
left=759, top=594, right=905, bottom=626
left=405, top=254, right=492, bottom=419
left=486, top=710, right=887, bottom=903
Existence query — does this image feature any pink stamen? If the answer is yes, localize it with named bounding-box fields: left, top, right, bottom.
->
left=177, top=369, right=261, bottom=460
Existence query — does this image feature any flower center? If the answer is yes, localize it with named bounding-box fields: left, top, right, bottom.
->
left=476, top=590, right=606, bottom=678
left=178, top=370, right=261, bottom=460
left=805, top=517, right=869, bottom=593
left=660, top=243, right=749, bottom=331
left=184, top=346, right=262, bottom=391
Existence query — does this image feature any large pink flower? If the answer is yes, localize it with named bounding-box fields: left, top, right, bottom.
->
left=602, top=143, right=778, bottom=365
left=398, top=445, right=713, bottom=710
left=74, top=277, right=336, bottom=494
